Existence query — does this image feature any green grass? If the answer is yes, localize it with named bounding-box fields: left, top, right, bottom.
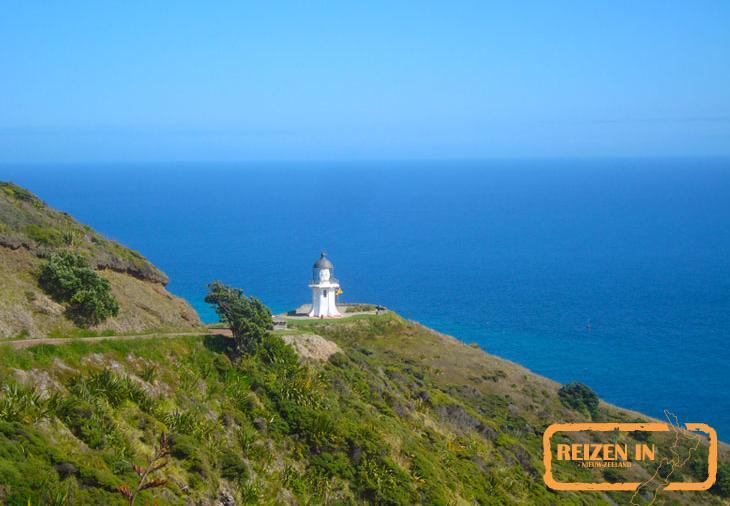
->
left=43, top=326, right=202, bottom=340
left=23, top=224, right=68, bottom=247
left=286, top=312, right=383, bottom=328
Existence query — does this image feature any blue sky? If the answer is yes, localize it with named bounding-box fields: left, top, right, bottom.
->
left=1, top=2, right=729, bottom=162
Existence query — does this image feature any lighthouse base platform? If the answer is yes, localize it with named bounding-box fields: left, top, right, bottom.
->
left=288, top=303, right=385, bottom=319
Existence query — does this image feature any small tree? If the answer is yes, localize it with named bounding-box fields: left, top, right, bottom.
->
left=39, top=252, right=119, bottom=326
left=558, top=382, right=599, bottom=418
left=204, top=281, right=272, bottom=354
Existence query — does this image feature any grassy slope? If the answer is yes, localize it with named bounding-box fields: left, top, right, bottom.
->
left=0, top=182, right=166, bottom=283
left=0, top=182, right=202, bottom=338
left=0, top=314, right=725, bottom=505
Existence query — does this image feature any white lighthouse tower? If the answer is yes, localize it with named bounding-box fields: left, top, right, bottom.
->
left=309, top=252, right=342, bottom=318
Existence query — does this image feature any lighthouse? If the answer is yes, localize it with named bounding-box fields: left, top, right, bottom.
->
left=309, top=252, right=342, bottom=318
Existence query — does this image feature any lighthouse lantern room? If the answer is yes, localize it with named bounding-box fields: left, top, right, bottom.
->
left=309, top=252, right=342, bottom=318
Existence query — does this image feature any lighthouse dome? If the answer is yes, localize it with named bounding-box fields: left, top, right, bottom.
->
left=313, top=252, right=334, bottom=269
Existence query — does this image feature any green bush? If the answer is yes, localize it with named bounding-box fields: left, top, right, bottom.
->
left=219, top=449, right=248, bottom=482
left=68, top=369, right=152, bottom=411
left=558, top=382, right=599, bottom=417
left=310, top=451, right=354, bottom=479
left=169, top=433, right=214, bottom=486
left=712, top=462, right=730, bottom=497
left=0, top=383, right=52, bottom=423
left=38, top=252, right=119, bottom=326
left=255, top=334, right=300, bottom=368
left=162, top=410, right=215, bottom=441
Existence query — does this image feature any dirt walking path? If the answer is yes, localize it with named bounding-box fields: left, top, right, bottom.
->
left=1, top=328, right=233, bottom=350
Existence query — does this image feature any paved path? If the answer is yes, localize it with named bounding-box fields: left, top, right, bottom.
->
left=0, top=328, right=233, bottom=350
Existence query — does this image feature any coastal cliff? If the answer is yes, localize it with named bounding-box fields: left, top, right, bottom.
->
left=0, top=182, right=202, bottom=338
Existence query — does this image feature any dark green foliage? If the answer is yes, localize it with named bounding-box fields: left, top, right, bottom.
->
left=310, top=451, right=354, bottom=480
left=39, top=252, right=90, bottom=300
left=38, top=252, right=119, bottom=326
left=168, top=433, right=215, bottom=486
left=712, top=462, right=730, bottom=497
left=558, top=382, right=599, bottom=417
left=204, top=281, right=272, bottom=353
left=602, top=468, right=622, bottom=483
left=218, top=449, right=248, bottom=482
left=169, top=433, right=198, bottom=460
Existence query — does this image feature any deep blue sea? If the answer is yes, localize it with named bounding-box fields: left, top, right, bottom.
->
left=2, top=160, right=729, bottom=437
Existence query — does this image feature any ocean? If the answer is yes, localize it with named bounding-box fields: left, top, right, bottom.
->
left=2, top=159, right=729, bottom=437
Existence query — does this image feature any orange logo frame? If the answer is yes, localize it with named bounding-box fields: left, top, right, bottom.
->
left=543, top=422, right=717, bottom=491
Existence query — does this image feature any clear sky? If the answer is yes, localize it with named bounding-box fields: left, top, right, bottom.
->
left=1, top=1, right=729, bottom=162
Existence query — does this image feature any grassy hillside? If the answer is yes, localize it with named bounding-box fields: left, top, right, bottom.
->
left=0, top=314, right=725, bottom=505
left=0, top=182, right=202, bottom=338
left=0, top=182, right=166, bottom=283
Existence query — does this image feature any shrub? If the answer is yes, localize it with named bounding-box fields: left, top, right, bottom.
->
left=255, top=334, right=299, bottom=368
left=68, top=369, right=153, bottom=411
left=712, top=462, right=730, bottom=497
left=0, top=383, right=53, bottom=423
left=236, top=425, right=258, bottom=453
left=38, top=252, right=119, bottom=326
left=60, top=401, right=129, bottom=455
left=310, top=451, right=354, bottom=480
left=162, top=410, right=215, bottom=441
left=355, top=456, right=414, bottom=504
left=602, top=467, right=622, bottom=483
left=168, top=433, right=198, bottom=459
left=558, top=382, right=599, bottom=418
left=218, top=449, right=248, bottom=482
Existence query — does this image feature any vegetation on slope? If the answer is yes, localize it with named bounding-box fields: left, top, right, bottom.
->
left=39, top=252, right=120, bottom=326
left=557, top=381, right=599, bottom=419
left=0, top=182, right=202, bottom=338
left=0, top=313, right=726, bottom=505
left=0, top=182, right=166, bottom=283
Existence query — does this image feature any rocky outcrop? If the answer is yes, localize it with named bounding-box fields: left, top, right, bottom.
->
left=281, top=333, right=342, bottom=362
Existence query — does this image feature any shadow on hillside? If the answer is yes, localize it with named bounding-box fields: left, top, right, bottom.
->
left=203, top=333, right=231, bottom=354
